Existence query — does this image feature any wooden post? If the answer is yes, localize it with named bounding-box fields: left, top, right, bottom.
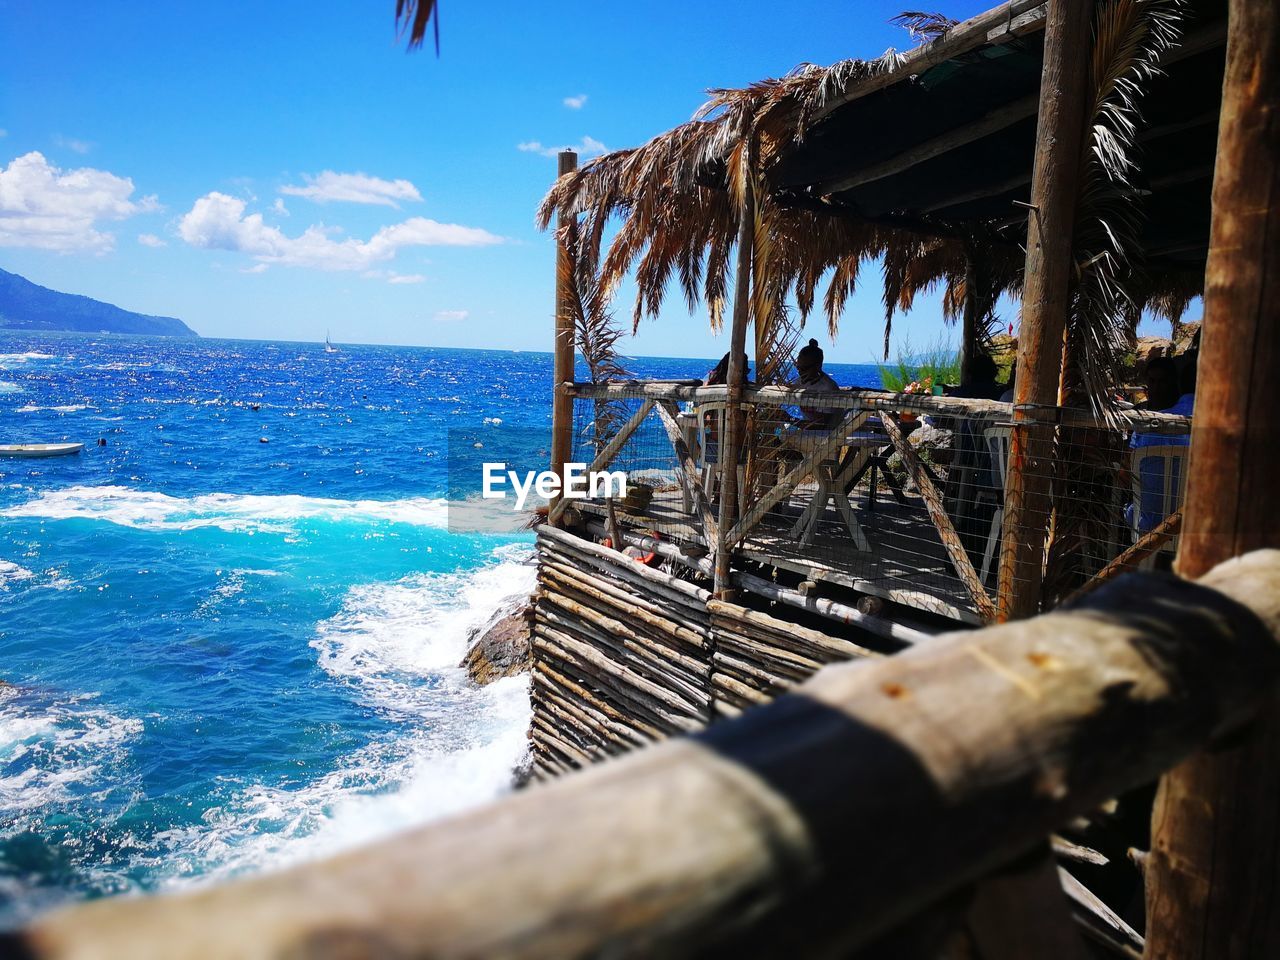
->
left=548, top=149, right=579, bottom=526
left=995, top=0, right=1094, bottom=621
left=713, top=138, right=756, bottom=598
left=1145, top=1, right=1280, bottom=955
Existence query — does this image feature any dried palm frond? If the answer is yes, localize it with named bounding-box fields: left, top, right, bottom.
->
left=1066, top=0, right=1188, bottom=420
left=1043, top=0, right=1188, bottom=602
left=395, top=0, right=440, bottom=53
left=890, top=11, right=959, bottom=44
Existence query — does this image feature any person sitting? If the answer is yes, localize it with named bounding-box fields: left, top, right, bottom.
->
left=1125, top=356, right=1195, bottom=534
left=703, top=350, right=750, bottom=386
left=791, top=338, right=839, bottom=428
left=1138, top=356, right=1181, bottom=412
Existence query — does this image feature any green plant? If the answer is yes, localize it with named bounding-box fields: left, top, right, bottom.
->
left=876, top=336, right=961, bottom=392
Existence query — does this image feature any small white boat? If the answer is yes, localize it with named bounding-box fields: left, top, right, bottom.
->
left=0, top=442, right=85, bottom=458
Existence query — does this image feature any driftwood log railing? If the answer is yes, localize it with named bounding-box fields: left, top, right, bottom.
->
left=10, top=549, right=1280, bottom=959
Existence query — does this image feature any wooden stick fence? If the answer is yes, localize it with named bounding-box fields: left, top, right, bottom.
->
left=16, top=550, right=1280, bottom=960
left=530, top=525, right=899, bottom=776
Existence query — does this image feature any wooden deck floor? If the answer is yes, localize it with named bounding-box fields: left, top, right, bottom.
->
left=575, top=483, right=983, bottom=624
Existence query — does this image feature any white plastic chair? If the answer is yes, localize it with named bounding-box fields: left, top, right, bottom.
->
left=696, top=401, right=748, bottom=519
left=1129, top=444, right=1188, bottom=568
left=979, top=425, right=1013, bottom=586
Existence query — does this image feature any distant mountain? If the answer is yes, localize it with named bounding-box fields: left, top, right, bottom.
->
left=0, top=267, right=198, bottom=338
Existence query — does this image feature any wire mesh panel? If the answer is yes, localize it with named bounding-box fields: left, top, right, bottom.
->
left=562, top=384, right=1192, bottom=624
left=567, top=395, right=705, bottom=544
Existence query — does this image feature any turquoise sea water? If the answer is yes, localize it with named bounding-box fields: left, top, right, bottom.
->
left=0, top=331, right=881, bottom=925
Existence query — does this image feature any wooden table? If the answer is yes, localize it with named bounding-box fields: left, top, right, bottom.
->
left=780, top=428, right=883, bottom=550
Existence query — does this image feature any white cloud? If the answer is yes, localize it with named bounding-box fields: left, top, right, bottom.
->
left=434, top=309, right=469, bottom=322
left=242, top=263, right=269, bottom=274
left=178, top=192, right=502, bottom=272
left=517, top=136, right=607, bottom=159
left=387, top=272, right=425, bottom=284
left=280, top=171, right=422, bottom=208
left=0, top=151, right=159, bottom=253
left=563, top=94, right=588, bottom=110
left=137, top=233, right=166, bottom=248
left=53, top=135, right=93, bottom=155
left=271, top=198, right=289, bottom=217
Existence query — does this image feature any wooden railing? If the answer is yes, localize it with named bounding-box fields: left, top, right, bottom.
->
left=565, top=380, right=1195, bottom=433
left=11, top=550, right=1279, bottom=959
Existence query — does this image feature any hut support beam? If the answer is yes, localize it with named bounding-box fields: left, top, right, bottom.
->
left=548, top=149, right=579, bottom=525
left=714, top=136, right=756, bottom=598
left=1145, top=0, right=1280, bottom=954
left=995, top=0, right=1093, bottom=621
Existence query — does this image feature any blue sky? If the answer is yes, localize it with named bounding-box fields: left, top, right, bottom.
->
left=0, top=1, right=1176, bottom=362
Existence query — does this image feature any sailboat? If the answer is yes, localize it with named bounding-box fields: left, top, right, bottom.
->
left=324, top=330, right=339, bottom=354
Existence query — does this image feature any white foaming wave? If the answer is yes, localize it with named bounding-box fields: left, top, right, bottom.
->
left=0, top=690, right=142, bottom=823
left=46, top=486, right=529, bottom=535
left=161, top=546, right=535, bottom=885
left=0, top=352, right=55, bottom=363
left=0, top=485, right=529, bottom=535
left=0, top=382, right=21, bottom=394
left=14, top=404, right=91, bottom=414
left=0, top=560, right=35, bottom=588
left=312, top=543, right=535, bottom=704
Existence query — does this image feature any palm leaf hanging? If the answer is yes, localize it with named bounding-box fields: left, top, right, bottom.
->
left=1042, top=0, right=1188, bottom=605
left=394, top=0, right=440, bottom=53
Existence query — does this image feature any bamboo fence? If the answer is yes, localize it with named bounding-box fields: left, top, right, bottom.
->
left=531, top=526, right=881, bottom=776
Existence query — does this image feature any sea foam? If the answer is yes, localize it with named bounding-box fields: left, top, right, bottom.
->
left=1, top=486, right=527, bottom=536
left=158, top=545, right=535, bottom=886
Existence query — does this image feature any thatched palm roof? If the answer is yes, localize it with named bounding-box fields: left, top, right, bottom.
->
left=539, top=0, right=1221, bottom=408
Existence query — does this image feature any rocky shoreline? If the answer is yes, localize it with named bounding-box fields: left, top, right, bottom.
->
left=459, top=595, right=533, bottom=685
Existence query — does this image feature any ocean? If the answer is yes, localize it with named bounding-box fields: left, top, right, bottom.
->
left=0, top=331, right=882, bottom=925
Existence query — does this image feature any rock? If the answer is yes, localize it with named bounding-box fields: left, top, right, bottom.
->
left=1135, top=336, right=1174, bottom=366
left=1172, top=319, right=1201, bottom=355
left=460, top=597, right=532, bottom=685
left=908, top=420, right=954, bottom=467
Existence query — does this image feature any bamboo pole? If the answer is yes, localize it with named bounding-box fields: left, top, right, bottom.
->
left=18, top=553, right=1280, bottom=960
left=995, top=0, right=1094, bottom=621
left=714, top=130, right=756, bottom=598
left=548, top=150, right=579, bottom=525
left=1146, top=2, right=1280, bottom=954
